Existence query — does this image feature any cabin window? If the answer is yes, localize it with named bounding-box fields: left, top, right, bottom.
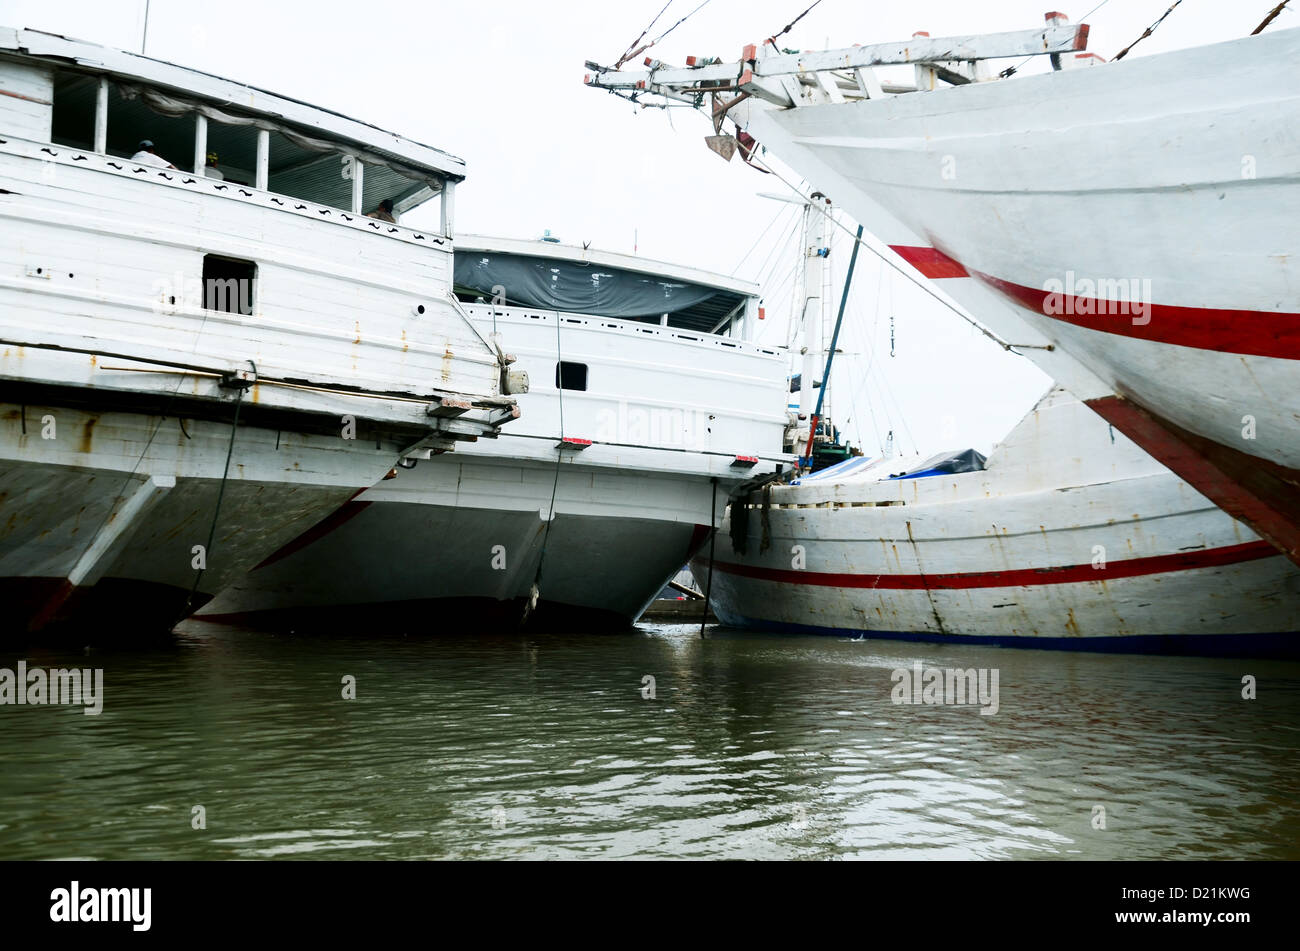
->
left=113, top=89, right=195, bottom=170
left=50, top=71, right=100, bottom=150
left=43, top=66, right=444, bottom=220
left=203, top=255, right=256, bottom=315
left=265, top=130, right=426, bottom=217
left=194, top=121, right=261, bottom=186
left=555, top=361, right=588, bottom=391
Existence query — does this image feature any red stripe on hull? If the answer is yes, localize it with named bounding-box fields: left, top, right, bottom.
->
left=889, top=245, right=969, bottom=279
left=974, top=270, right=1300, bottom=360
left=712, top=540, right=1279, bottom=590
left=886, top=245, right=1300, bottom=360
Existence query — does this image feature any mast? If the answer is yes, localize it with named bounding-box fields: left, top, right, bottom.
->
left=799, top=194, right=829, bottom=429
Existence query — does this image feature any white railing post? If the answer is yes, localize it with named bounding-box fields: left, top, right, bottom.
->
left=440, top=180, right=456, bottom=238
left=193, top=114, right=207, bottom=175
left=255, top=129, right=269, bottom=191
left=93, top=78, right=108, bottom=153
left=351, top=157, right=364, bottom=214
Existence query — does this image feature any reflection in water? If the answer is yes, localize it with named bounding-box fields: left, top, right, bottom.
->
left=1, top=621, right=1297, bottom=859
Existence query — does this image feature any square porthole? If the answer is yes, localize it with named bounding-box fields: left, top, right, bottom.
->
left=555, top=361, right=588, bottom=391
left=203, top=254, right=256, bottom=315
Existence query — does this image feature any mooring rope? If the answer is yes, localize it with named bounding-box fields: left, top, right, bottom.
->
left=700, top=476, right=717, bottom=637
left=521, top=300, right=568, bottom=628
left=180, top=360, right=253, bottom=621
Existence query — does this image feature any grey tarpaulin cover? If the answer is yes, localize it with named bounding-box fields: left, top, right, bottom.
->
left=454, top=252, right=721, bottom=318
left=888, top=449, right=987, bottom=480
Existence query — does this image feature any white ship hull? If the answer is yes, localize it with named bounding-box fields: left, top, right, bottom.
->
left=588, top=21, right=1300, bottom=565
left=0, top=33, right=515, bottom=637
left=199, top=245, right=792, bottom=628
left=200, top=457, right=719, bottom=628
left=0, top=401, right=403, bottom=635
left=739, top=27, right=1300, bottom=562
left=696, top=390, right=1300, bottom=656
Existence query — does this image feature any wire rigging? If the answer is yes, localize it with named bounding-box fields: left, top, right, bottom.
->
left=747, top=153, right=1039, bottom=354
left=652, top=0, right=714, bottom=46
left=769, top=0, right=825, bottom=46
left=1113, top=0, right=1186, bottom=61
left=733, top=201, right=794, bottom=275
left=614, top=0, right=675, bottom=69
left=1253, top=1, right=1292, bottom=33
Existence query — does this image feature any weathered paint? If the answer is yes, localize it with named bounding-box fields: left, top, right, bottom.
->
left=0, top=401, right=409, bottom=637
left=696, top=389, right=1300, bottom=650
left=200, top=295, right=791, bottom=625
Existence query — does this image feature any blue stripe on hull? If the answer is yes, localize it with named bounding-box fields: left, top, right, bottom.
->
left=716, top=614, right=1300, bottom=658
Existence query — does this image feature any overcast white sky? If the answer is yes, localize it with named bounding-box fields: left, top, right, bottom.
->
left=5, top=0, right=1286, bottom=458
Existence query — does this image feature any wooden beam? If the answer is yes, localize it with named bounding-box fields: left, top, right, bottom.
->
left=853, top=67, right=883, bottom=99
left=589, top=22, right=1089, bottom=94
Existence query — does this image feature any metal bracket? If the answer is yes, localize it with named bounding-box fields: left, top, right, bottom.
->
left=219, top=367, right=256, bottom=390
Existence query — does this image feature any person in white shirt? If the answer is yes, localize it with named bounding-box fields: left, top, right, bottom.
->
left=129, top=140, right=176, bottom=169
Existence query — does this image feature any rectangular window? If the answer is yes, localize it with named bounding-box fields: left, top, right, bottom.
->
left=555, top=361, right=588, bottom=391
left=203, top=254, right=256, bottom=315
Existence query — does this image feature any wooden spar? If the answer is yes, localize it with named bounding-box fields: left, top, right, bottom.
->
left=585, top=20, right=1090, bottom=105
left=668, top=579, right=705, bottom=600
left=802, top=224, right=865, bottom=468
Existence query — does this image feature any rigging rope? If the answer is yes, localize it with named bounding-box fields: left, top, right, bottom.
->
left=653, top=0, right=713, bottom=45
left=746, top=154, right=1048, bottom=354
left=616, top=0, right=714, bottom=68
left=1113, top=0, right=1186, bottom=61
left=521, top=294, right=570, bottom=627
left=733, top=201, right=793, bottom=275
left=700, top=476, right=717, bottom=638
left=615, top=0, right=675, bottom=68
left=1253, top=1, right=1292, bottom=33
left=181, top=361, right=253, bottom=620
left=769, top=0, right=825, bottom=45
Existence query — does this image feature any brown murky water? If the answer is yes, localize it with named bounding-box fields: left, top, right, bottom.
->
left=1, top=621, right=1297, bottom=859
